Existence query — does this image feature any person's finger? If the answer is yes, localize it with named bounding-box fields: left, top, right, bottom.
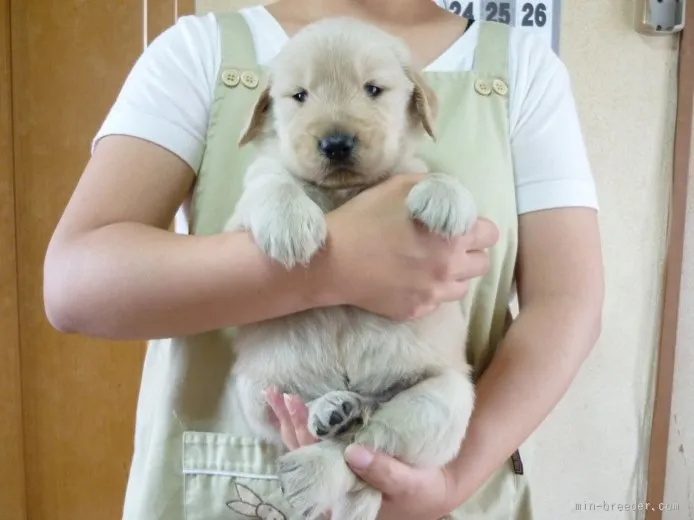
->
left=343, top=444, right=420, bottom=496
left=264, top=387, right=300, bottom=450
left=439, top=280, right=470, bottom=303
left=409, top=303, right=438, bottom=320
left=284, top=394, right=318, bottom=447
left=449, top=249, right=490, bottom=280
left=392, top=172, right=428, bottom=187
left=464, top=218, right=499, bottom=251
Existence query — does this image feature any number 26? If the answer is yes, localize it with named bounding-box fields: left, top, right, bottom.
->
left=485, top=2, right=511, bottom=24
left=521, top=2, right=548, bottom=27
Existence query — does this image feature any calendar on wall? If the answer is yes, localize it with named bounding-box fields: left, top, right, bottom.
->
left=434, top=0, right=562, bottom=54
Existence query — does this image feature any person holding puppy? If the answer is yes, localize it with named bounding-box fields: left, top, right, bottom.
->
left=43, top=0, right=603, bottom=519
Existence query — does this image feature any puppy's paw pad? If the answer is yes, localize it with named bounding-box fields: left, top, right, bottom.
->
left=251, top=195, right=327, bottom=269
left=406, top=175, right=477, bottom=237
left=308, top=391, right=367, bottom=439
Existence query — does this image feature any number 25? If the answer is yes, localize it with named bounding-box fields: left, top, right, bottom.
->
left=486, top=2, right=511, bottom=24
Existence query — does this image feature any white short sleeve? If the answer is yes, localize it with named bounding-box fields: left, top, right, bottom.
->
left=91, top=14, right=221, bottom=173
left=508, top=30, right=599, bottom=214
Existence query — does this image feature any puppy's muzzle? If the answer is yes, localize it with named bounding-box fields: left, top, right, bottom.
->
left=318, top=133, right=356, bottom=164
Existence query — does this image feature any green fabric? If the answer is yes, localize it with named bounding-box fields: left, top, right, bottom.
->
left=120, top=11, right=533, bottom=520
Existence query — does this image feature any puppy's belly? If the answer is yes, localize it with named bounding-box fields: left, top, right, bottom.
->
left=231, top=304, right=470, bottom=439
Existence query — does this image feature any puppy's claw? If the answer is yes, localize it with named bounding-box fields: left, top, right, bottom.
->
left=406, top=173, right=477, bottom=238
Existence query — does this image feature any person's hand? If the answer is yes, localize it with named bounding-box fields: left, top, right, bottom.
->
left=319, top=173, right=499, bottom=321
left=340, top=444, right=457, bottom=520
left=265, top=389, right=461, bottom=520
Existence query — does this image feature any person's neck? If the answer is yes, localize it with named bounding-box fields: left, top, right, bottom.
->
left=275, top=0, right=446, bottom=27
left=343, top=0, right=444, bottom=25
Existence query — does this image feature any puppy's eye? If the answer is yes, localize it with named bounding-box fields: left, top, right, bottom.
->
left=292, top=89, right=308, bottom=103
left=364, top=83, right=383, bottom=98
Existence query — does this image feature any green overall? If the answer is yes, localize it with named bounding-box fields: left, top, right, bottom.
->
left=121, top=12, right=532, bottom=520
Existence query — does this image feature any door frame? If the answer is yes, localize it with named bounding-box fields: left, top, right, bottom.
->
left=0, top=1, right=183, bottom=519
left=645, top=6, right=694, bottom=519
left=0, top=0, right=26, bottom=518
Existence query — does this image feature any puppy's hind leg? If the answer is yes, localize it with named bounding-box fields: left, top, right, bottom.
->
left=277, top=440, right=363, bottom=520
left=354, top=369, right=475, bottom=468
left=332, top=488, right=382, bottom=520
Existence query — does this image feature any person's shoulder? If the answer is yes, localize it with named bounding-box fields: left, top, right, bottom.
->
left=131, top=12, right=221, bottom=99
left=151, top=12, right=220, bottom=65
left=91, top=12, right=222, bottom=171
left=505, top=24, right=576, bottom=130
left=506, top=24, right=566, bottom=82
left=503, top=26, right=598, bottom=215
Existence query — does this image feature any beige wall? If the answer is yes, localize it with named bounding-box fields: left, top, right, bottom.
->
left=194, top=1, right=692, bottom=518
left=524, top=2, right=682, bottom=518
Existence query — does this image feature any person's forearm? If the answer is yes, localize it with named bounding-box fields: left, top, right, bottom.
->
left=44, top=222, right=338, bottom=341
left=448, top=297, right=602, bottom=504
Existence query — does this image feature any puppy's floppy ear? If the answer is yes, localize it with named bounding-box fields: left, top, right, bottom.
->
left=406, top=68, right=438, bottom=141
left=238, top=85, right=272, bottom=147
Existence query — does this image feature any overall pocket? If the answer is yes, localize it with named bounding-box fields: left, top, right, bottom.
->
left=182, top=431, right=295, bottom=520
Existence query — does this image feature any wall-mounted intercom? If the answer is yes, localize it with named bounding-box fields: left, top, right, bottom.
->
left=635, top=0, right=686, bottom=35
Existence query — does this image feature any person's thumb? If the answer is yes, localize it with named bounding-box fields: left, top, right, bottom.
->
left=344, top=444, right=419, bottom=496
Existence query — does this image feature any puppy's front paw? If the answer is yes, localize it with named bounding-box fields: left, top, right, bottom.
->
left=249, top=188, right=327, bottom=269
left=307, top=391, right=370, bottom=439
left=406, top=173, right=477, bottom=237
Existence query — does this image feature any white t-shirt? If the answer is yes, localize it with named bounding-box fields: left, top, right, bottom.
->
left=93, top=5, right=598, bottom=234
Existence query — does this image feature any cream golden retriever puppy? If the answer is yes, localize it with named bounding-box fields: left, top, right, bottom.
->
left=225, top=17, right=477, bottom=520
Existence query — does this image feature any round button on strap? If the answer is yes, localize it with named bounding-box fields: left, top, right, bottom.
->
left=474, top=79, right=492, bottom=96
left=221, top=68, right=240, bottom=87
left=240, top=71, right=259, bottom=89
left=492, top=78, right=509, bottom=96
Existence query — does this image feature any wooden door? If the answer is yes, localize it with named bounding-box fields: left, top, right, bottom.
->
left=0, top=1, right=193, bottom=519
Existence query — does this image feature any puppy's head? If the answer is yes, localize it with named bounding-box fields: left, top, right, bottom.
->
left=238, top=17, right=438, bottom=190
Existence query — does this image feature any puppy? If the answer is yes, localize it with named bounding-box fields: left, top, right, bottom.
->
left=225, top=17, right=477, bottom=520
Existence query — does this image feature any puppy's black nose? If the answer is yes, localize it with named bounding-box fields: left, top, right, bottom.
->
left=318, top=133, right=356, bottom=163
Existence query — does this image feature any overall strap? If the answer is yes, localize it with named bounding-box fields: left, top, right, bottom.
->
left=473, top=21, right=510, bottom=80
left=215, top=11, right=259, bottom=72
left=473, top=20, right=520, bottom=476
left=191, top=12, right=262, bottom=234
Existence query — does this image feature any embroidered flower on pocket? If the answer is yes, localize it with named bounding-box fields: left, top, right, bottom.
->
left=226, top=482, right=287, bottom=520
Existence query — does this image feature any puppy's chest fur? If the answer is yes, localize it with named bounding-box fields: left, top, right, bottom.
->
left=299, top=157, right=428, bottom=213
left=300, top=183, right=370, bottom=213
